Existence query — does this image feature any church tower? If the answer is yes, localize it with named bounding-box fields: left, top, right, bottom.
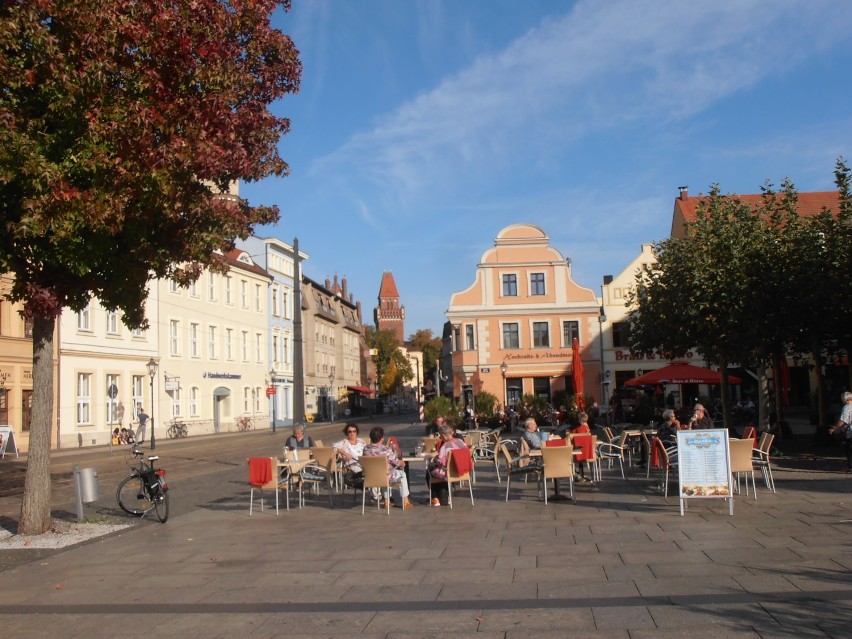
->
left=374, top=271, right=405, bottom=343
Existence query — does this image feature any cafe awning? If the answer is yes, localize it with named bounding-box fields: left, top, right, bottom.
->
left=347, top=385, right=374, bottom=394
left=624, top=361, right=741, bottom=386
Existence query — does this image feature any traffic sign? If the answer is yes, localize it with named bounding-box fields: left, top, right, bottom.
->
left=107, top=384, right=118, bottom=399
left=266, top=386, right=276, bottom=396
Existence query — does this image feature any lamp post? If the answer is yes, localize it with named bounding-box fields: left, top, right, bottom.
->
left=327, top=373, right=335, bottom=422
left=598, top=301, right=609, bottom=425
left=146, top=358, right=158, bottom=451
left=500, top=361, right=508, bottom=408
left=268, top=369, right=276, bottom=433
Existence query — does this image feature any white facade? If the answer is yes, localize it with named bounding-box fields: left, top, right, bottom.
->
left=236, top=236, right=307, bottom=428
left=156, top=249, right=272, bottom=436
left=57, top=289, right=159, bottom=448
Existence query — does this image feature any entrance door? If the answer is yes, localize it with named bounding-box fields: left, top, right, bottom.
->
left=22, top=390, right=32, bottom=431
left=212, top=387, right=231, bottom=433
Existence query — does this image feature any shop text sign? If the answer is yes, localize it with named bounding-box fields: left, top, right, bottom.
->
left=614, top=350, right=695, bottom=361
left=503, top=351, right=570, bottom=361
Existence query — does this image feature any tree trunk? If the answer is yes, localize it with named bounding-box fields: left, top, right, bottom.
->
left=772, top=353, right=785, bottom=432
left=811, top=345, right=829, bottom=445
left=18, top=315, right=55, bottom=535
left=757, top=366, right=770, bottom=431
left=720, top=356, right=731, bottom=429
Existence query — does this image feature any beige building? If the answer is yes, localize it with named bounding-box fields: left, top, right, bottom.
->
left=445, top=224, right=603, bottom=409
left=156, top=249, right=272, bottom=436
left=301, top=275, right=368, bottom=421
left=0, top=274, right=58, bottom=452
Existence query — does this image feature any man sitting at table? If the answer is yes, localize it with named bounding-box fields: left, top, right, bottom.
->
left=521, top=417, right=544, bottom=450
left=363, top=426, right=416, bottom=509
left=285, top=424, right=315, bottom=451
left=687, top=403, right=714, bottom=430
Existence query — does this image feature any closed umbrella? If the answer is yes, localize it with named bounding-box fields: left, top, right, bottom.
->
left=572, top=338, right=585, bottom=409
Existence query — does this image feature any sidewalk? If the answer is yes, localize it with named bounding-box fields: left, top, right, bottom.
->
left=1, top=415, right=851, bottom=637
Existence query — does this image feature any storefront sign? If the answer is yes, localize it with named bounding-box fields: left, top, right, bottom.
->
left=203, top=372, right=242, bottom=379
left=503, top=351, right=570, bottom=361
left=614, top=350, right=695, bottom=361
left=676, top=429, right=732, bottom=516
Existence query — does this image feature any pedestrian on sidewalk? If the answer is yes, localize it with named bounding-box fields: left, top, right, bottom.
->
left=828, top=391, right=852, bottom=472
left=137, top=407, right=149, bottom=444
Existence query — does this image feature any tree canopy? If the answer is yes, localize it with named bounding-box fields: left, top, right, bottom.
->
left=0, top=0, right=301, bottom=534
left=365, top=326, right=412, bottom=395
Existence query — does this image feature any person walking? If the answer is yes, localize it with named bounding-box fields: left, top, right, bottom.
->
left=136, top=407, right=149, bottom=444
left=828, top=391, right=852, bottom=472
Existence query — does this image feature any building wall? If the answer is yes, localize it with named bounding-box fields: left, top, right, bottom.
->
left=57, top=288, right=158, bottom=448
left=445, top=224, right=602, bottom=409
left=155, top=250, right=271, bottom=437
left=0, top=275, right=58, bottom=452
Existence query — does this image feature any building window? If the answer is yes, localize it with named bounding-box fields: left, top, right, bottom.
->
left=282, top=289, right=290, bottom=319
left=24, top=318, right=34, bottom=338
left=272, top=335, right=279, bottom=367
left=190, top=323, right=199, bottom=357
left=189, top=279, right=198, bottom=298
left=282, top=336, right=289, bottom=366
left=255, top=283, right=262, bottom=311
left=169, top=279, right=180, bottom=293
left=208, top=326, right=217, bottom=359
left=132, top=375, right=144, bottom=415
left=106, top=311, right=119, bottom=335
left=76, top=373, right=91, bottom=425
left=208, top=272, right=216, bottom=301
left=77, top=304, right=91, bottom=331
left=0, top=388, right=7, bottom=425
left=131, top=326, right=143, bottom=338
left=255, top=387, right=262, bottom=412
left=226, top=328, right=233, bottom=360
left=240, top=280, right=248, bottom=308
left=530, top=272, right=546, bottom=295
left=502, top=274, right=517, bottom=297
left=256, top=333, right=262, bottom=363
left=189, top=387, right=199, bottom=417
left=465, top=324, right=475, bottom=350
left=171, top=387, right=182, bottom=417
left=169, top=320, right=180, bottom=355
left=453, top=326, right=461, bottom=352
left=612, top=321, right=629, bottom=348
left=106, top=374, right=119, bottom=424
left=502, top=323, right=520, bottom=349
left=533, top=321, right=550, bottom=347
left=562, top=320, right=579, bottom=346
left=225, top=276, right=233, bottom=305
left=272, top=286, right=280, bottom=316
left=243, top=387, right=251, bottom=413
left=241, top=331, right=248, bottom=361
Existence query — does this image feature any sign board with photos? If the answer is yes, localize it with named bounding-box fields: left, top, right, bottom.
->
left=676, top=428, right=733, bottom=516
left=0, top=425, right=19, bottom=459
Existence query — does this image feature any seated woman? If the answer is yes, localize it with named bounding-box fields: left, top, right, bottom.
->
left=363, top=426, right=415, bottom=509
left=334, top=423, right=366, bottom=485
left=284, top=424, right=315, bottom=451
left=426, top=423, right=468, bottom=507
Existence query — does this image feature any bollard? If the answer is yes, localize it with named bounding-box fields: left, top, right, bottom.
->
left=74, top=466, right=100, bottom=522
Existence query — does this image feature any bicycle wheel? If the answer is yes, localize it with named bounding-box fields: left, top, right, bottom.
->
left=243, top=419, right=252, bottom=432
left=180, top=424, right=188, bottom=437
left=152, top=489, right=170, bottom=523
left=167, top=425, right=177, bottom=439
left=116, top=475, right=152, bottom=516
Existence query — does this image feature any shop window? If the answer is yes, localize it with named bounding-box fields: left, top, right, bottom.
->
left=612, top=321, right=629, bottom=348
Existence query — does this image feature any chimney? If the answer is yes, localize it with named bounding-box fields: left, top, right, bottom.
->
left=324, top=277, right=331, bottom=290
left=678, top=186, right=688, bottom=200
left=341, top=277, right=348, bottom=298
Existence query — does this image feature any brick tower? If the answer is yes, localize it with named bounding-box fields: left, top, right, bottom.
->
left=374, top=271, right=405, bottom=343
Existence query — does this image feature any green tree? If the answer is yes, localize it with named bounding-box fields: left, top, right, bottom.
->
left=0, top=0, right=301, bottom=534
left=408, top=328, right=442, bottom=382
left=365, top=326, right=412, bottom=395
left=474, top=390, right=498, bottom=419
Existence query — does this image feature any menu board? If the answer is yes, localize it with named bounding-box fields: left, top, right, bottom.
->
left=676, top=429, right=733, bottom=516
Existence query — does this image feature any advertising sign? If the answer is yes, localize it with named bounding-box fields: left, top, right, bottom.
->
left=676, top=429, right=733, bottom=516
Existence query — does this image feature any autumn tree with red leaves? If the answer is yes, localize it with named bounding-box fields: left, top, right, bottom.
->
left=0, top=0, right=301, bottom=534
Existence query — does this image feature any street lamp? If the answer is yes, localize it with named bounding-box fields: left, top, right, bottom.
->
left=146, top=358, right=158, bottom=450
left=598, top=302, right=609, bottom=425
left=500, top=361, right=508, bottom=408
left=268, top=369, right=276, bottom=433
left=327, top=373, right=335, bottom=422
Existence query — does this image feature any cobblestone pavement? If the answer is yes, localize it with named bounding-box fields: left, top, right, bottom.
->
left=1, top=415, right=851, bottom=637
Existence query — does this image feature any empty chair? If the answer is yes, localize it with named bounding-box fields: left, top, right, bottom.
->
left=310, top=446, right=341, bottom=492
left=299, top=447, right=336, bottom=508
left=248, top=457, right=289, bottom=515
left=729, top=438, right=757, bottom=499
left=597, top=430, right=630, bottom=478
left=540, top=445, right=575, bottom=504
left=499, top=442, right=542, bottom=501
left=752, top=432, right=776, bottom=493
left=741, top=426, right=757, bottom=447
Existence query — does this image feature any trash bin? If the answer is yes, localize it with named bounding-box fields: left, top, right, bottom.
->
left=78, top=467, right=99, bottom=503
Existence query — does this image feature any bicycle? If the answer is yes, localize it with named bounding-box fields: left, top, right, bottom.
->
left=236, top=415, right=253, bottom=432
left=167, top=417, right=188, bottom=439
left=116, top=448, right=170, bottom=523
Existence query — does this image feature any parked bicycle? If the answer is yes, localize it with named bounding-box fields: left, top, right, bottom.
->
left=167, top=417, right=188, bottom=439
left=116, top=448, right=170, bottom=523
left=235, top=415, right=253, bottom=432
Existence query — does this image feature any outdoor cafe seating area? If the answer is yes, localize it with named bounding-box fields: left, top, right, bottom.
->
left=244, top=420, right=779, bottom=515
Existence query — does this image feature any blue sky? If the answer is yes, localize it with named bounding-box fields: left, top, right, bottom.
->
left=243, top=0, right=852, bottom=337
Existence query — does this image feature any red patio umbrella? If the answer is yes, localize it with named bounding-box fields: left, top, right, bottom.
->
left=572, top=338, right=585, bottom=409
left=624, top=361, right=741, bottom=386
